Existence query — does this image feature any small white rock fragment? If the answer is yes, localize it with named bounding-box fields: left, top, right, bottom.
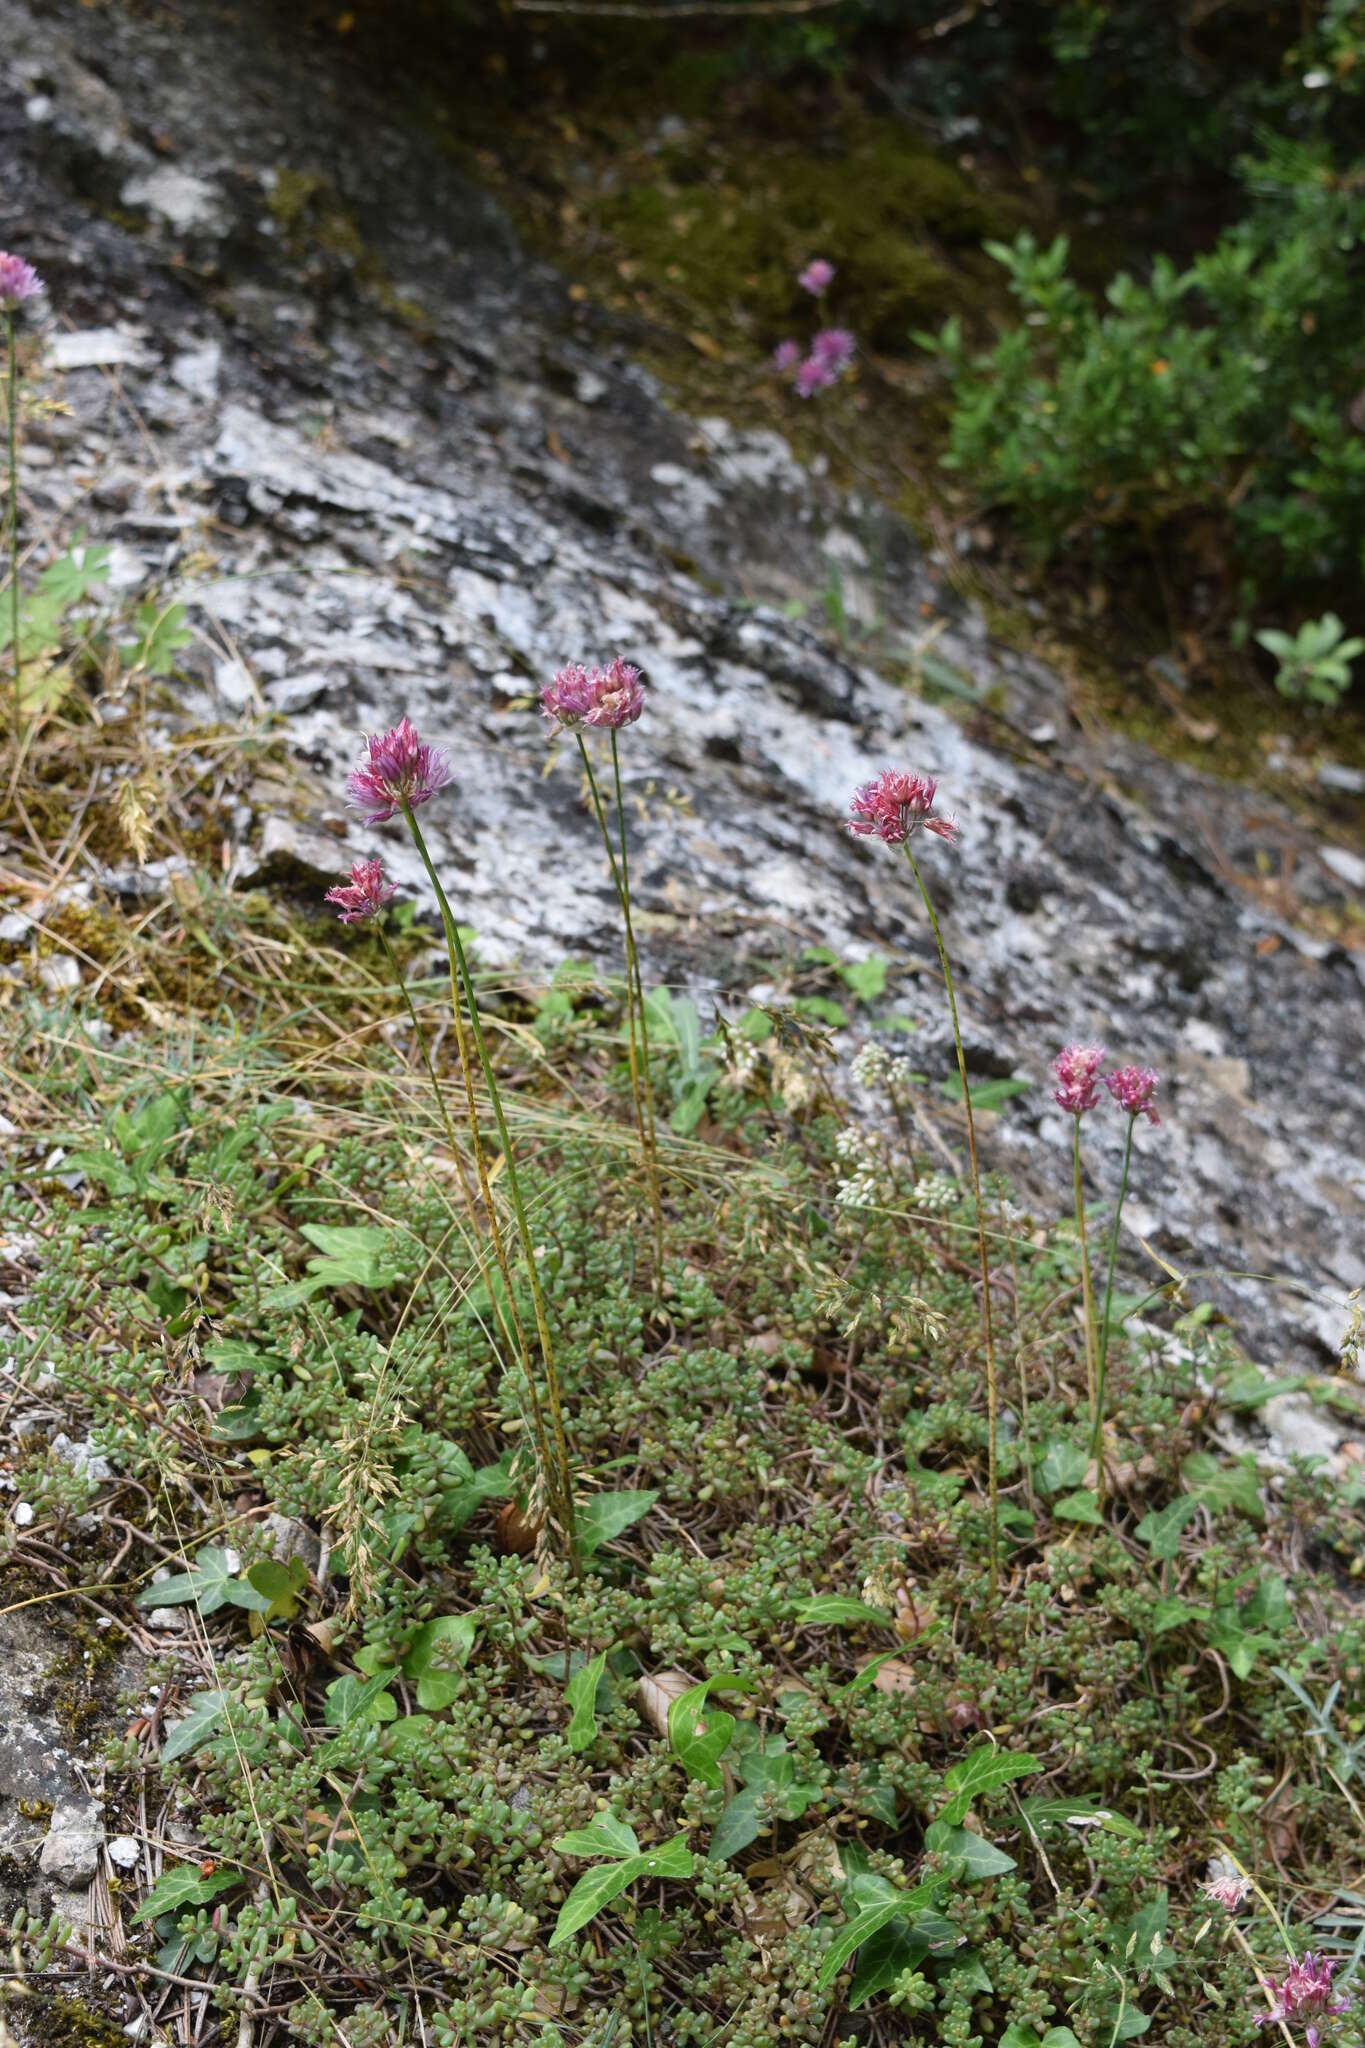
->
left=39, top=1799, right=105, bottom=1888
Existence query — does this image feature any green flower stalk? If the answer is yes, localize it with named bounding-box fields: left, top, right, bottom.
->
left=542, top=660, right=664, bottom=1279
left=1, top=252, right=45, bottom=729
left=345, top=727, right=576, bottom=1551
left=1095, top=1064, right=1161, bottom=1466
left=848, top=769, right=1002, bottom=1597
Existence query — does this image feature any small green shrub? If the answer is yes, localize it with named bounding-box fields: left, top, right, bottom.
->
left=923, top=133, right=1365, bottom=645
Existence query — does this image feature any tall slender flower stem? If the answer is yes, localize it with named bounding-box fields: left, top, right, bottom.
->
left=575, top=732, right=664, bottom=1275
left=404, top=806, right=577, bottom=1552
left=6, top=311, right=20, bottom=731
left=611, top=730, right=664, bottom=1272
left=904, top=846, right=1000, bottom=1597
left=1094, top=1113, right=1136, bottom=1464
left=377, top=925, right=478, bottom=1219
left=1072, top=1116, right=1100, bottom=1471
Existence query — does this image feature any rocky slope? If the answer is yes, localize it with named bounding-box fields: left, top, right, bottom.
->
left=2, top=0, right=1362, bottom=1395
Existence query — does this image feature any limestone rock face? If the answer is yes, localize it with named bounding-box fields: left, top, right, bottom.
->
left=2, top=0, right=1362, bottom=1378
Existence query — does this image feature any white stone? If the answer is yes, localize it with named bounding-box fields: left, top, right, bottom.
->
left=48, top=327, right=154, bottom=372
left=1321, top=845, right=1365, bottom=892
left=39, top=1799, right=104, bottom=1888
left=169, top=342, right=222, bottom=397
left=122, top=165, right=224, bottom=234
left=37, top=954, right=81, bottom=994
left=107, top=1834, right=140, bottom=1870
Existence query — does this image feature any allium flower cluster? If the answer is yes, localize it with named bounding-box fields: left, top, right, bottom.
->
left=1255, top=1953, right=1350, bottom=2045
left=798, top=257, right=835, bottom=296
left=1051, top=1043, right=1107, bottom=1116
left=542, top=657, right=645, bottom=735
left=777, top=326, right=858, bottom=397
left=848, top=770, right=958, bottom=846
left=348, top=717, right=453, bottom=824
left=325, top=858, right=396, bottom=924
left=0, top=252, right=43, bottom=312
left=1106, top=1064, right=1160, bottom=1123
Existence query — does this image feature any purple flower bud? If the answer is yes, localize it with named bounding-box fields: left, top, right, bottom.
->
left=772, top=339, right=801, bottom=372
left=347, top=717, right=452, bottom=823
left=1052, top=1043, right=1106, bottom=1116
left=798, top=258, right=835, bottom=296
left=1106, top=1064, right=1160, bottom=1124
left=0, top=252, right=43, bottom=313
left=848, top=770, right=958, bottom=847
left=325, top=857, right=397, bottom=924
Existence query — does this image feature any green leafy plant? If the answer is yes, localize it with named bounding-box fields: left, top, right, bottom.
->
left=1256, top=612, right=1364, bottom=706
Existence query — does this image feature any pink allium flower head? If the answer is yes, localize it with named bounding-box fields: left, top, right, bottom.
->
left=1052, top=1043, right=1106, bottom=1116
left=795, top=355, right=837, bottom=398
left=773, top=338, right=801, bottom=372
left=347, top=717, right=452, bottom=823
left=542, top=662, right=597, bottom=734
left=543, top=658, right=645, bottom=735
left=1255, top=1953, right=1350, bottom=2038
left=848, top=769, right=959, bottom=847
left=1106, top=1064, right=1161, bottom=1124
left=584, top=656, right=645, bottom=730
left=798, top=258, right=835, bottom=296
left=0, top=252, right=43, bottom=312
left=811, top=327, right=856, bottom=374
left=325, top=857, right=397, bottom=924
left=1201, top=1872, right=1252, bottom=1912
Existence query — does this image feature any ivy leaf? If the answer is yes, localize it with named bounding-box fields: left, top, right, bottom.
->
left=709, top=1787, right=762, bottom=1863
left=1037, top=1439, right=1089, bottom=1496
left=1020, top=1797, right=1142, bottom=1841
left=1134, top=1495, right=1199, bottom=1560
left=441, top=1450, right=513, bottom=1534
left=554, top=1814, right=640, bottom=1861
left=548, top=1833, right=693, bottom=1951
left=136, top=1547, right=239, bottom=1617
left=566, top=1648, right=610, bottom=1754
left=1001, top=2029, right=1083, bottom=2048
left=325, top=1672, right=398, bottom=1729
left=576, top=1489, right=658, bottom=1558
left=818, top=1892, right=942, bottom=1990
left=1182, top=1451, right=1264, bottom=1523
left=848, top=1918, right=933, bottom=2009
left=549, top=1855, right=645, bottom=1950
left=161, top=1691, right=228, bottom=1764
left=924, top=1820, right=1017, bottom=1877
left=668, top=1674, right=756, bottom=1790
left=131, top=1864, right=241, bottom=1925
left=793, top=1595, right=894, bottom=1628
left=245, top=1556, right=308, bottom=1623
left=1053, top=1488, right=1103, bottom=1524
left=938, top=1744, right=1040, bottom=1826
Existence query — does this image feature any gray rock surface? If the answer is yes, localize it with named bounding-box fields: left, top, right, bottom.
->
left=1, top=0, right=1362, bottom=1381
left=37, top=1797, right=103, bottom=1888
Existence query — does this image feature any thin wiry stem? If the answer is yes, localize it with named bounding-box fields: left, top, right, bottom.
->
left=1072, top=1115, right=1100, bottom=1478
left=611, top=729, right=664, bottom=1273
left=904, top=845, right=1000, bottom=1597
left=405, top=806, right=577, bottom=1552
left=1094, top=1113, right=1136, bottom=1466
left=575, top=733, right=664, bottom=1275
left=377, top=925, right=478, bottom=1220
left=7, top=312, right=19, bottom=731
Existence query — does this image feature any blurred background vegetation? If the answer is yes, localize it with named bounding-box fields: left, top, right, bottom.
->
left=298, top=0, right=1365, bottom=729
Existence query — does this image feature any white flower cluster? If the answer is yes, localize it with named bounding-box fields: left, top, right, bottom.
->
left=719, top=1035, right=761, bottom=1090
left=851, top=1042, right=890, bottom=1091
left=834, top=1123, right=880, bottom=1209
left=911, top=1172, right=961, bottom=1214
